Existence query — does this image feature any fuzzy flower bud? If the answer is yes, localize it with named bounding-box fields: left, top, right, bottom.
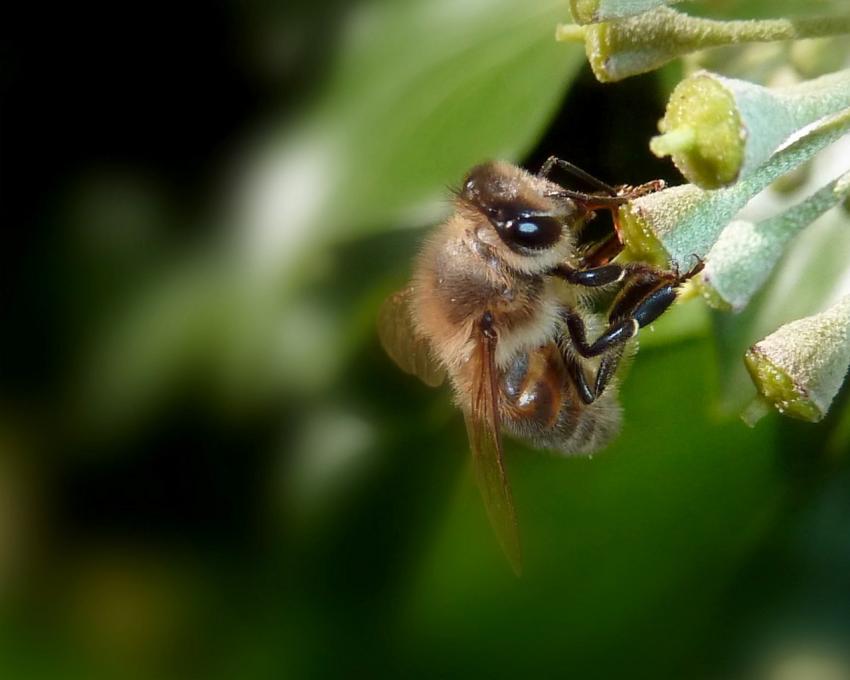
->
left=745, top=296, right=850, bottom=423
left=651, top=69, right=850, bottom=188
left=556, top=8, right=850, bottom=83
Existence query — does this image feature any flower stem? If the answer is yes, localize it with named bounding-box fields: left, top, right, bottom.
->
left=701, top=170, right=850, bottom=312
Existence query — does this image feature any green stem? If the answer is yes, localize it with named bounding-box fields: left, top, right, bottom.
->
left=741, top=395, right=772, bottom=428
left=701, top=171, right=850, bottom=311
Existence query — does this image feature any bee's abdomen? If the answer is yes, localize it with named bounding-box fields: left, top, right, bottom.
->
left=501, top=344, right=570, bottom=430
left=500, top=344, right=622, bottom=455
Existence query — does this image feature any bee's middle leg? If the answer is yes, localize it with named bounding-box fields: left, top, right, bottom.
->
left=558, top=258, right=704, bottom=402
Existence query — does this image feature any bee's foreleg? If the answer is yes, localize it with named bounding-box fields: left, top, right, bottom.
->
left=563, top=308, right=638, bottom=358
left=608, top=258, right=703, bottom=324
left=552, top=262, right=625, bottom=287
left=564, top=262, right=701, bottom=356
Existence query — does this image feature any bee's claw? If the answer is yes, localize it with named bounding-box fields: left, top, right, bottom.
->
left=683, top=253, right=705, bottom=280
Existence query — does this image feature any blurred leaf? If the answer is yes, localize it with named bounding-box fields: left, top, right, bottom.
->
left=74, top=259, right=226, bottom=438
left=334, top=0, right=585, bottom=230
left=237, top=0, right=584, bottom=276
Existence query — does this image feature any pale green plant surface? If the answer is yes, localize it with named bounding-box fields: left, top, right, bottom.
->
left=702, top=171, right=850, bottom=312
left=619, top=109, right=850, bottom=267
left=569, top=0, right=685, bottom=25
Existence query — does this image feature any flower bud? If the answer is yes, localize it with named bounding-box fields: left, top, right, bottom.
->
left=557, top=8, right=850, bottom=84
left=618, top=109, right=850, bottom=269
left=745, top=296, right=850, bottom=422
left=651, top=69, right=850, bottom=188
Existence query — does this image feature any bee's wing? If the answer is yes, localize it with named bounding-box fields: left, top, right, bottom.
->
left=378, top=287, right=446, bottom=387
left=464, top=327, right=522, bottom=576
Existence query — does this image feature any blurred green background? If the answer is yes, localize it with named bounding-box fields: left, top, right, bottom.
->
left=2, top=1, right=850, bottom=678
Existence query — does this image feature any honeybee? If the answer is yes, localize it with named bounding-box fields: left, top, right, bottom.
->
left=378, top=157, right=701, bottom=573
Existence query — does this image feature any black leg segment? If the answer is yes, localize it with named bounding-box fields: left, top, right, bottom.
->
left=553, top=263, right=624, bottom=287
left=631, top=283, right=677, bottom=327
left=561, top=319, right=628, bottom=404
left=594, top=344, right=624, bottom=398
left=565, top=355, right=595, bottom=405
left=564, top=309, right=638, bottom=358
left=555, top=256, right=703, bottom=402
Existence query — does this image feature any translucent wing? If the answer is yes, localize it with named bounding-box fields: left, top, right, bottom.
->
left=464, top=325, right=522, bottom=575
left=377, top=287, right=445, bottom=387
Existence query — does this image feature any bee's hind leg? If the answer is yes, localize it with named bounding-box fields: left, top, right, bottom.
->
left=560, top=308, right=631, bottom=403
left=563, top=347, right=625, bottom=405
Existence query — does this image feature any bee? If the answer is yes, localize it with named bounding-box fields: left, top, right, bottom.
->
left=378, top=157, right=702, bottom=573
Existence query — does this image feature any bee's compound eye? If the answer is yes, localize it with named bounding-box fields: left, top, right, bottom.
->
left=503, top=215, right=562, bottom=251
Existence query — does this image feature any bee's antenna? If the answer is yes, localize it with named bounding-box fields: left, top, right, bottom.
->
left=538, top=156, right=618, bottom=196
left=546, top=189, right=631, bottom=207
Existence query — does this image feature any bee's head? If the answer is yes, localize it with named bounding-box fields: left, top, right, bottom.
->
left=459, top=161, right=580, bottom=272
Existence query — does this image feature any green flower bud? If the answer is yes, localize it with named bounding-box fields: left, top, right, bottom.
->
left=652, top=69, right=850, bottom=188
left=618, top=108, right=850, bottom=269
left=556, top=8, right=850, bottom=84
left=745, top=296, right=850, bottom=423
